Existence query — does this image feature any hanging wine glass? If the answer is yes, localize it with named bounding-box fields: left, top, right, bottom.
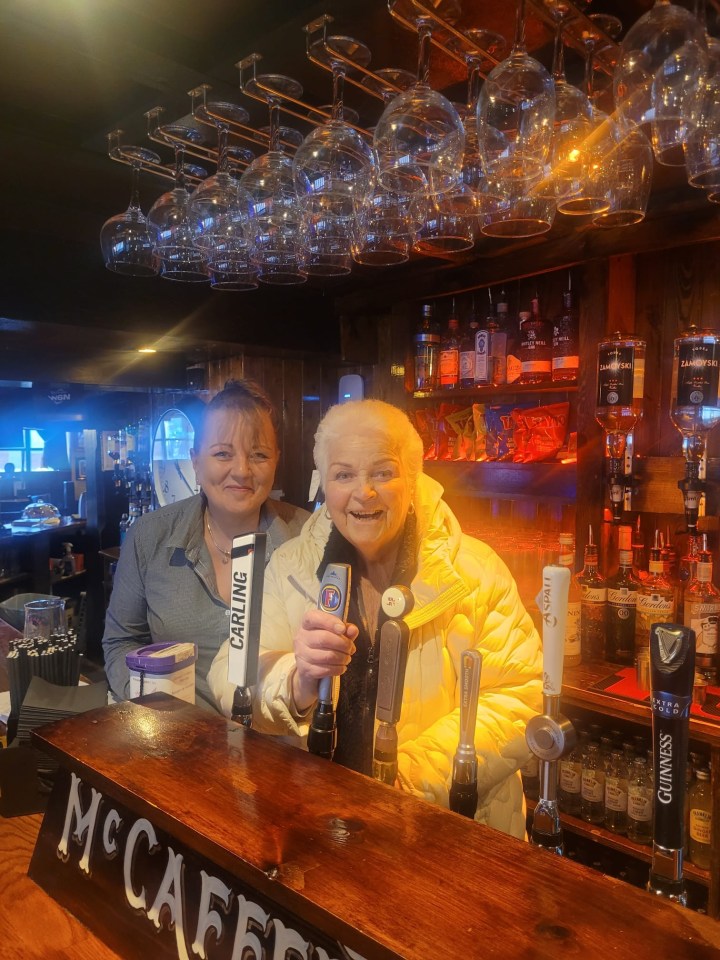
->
left=147, top=144, right=209, bottom=283
left=684, top=61, right=720, bottom=191
left=188, top=92, right=257, bottom=292
left=476, top=0, right=557, bottom=237
left=293, top=31, right=376, bottom=276
left=556, top=14, right=622, bottom=217
left=353, top=71, right=420, bottom=266
left=239, top=78, right=307, bottom=285
left=544, top=17, right=594, bottom=204
left=373, top=5, right=465, bottom=196
left=100, top=139, right=160, bottom=277
left=614, top=0, right=708, bottom=166
left=592, top=121, right=654, bottom=227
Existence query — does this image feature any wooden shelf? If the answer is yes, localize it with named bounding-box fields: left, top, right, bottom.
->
left=0, top=573, right=31, bottom=588
left=411, top=382, right=578, bottom=401
left=527, top=800, right=711, bottom=887
left=424, top=458, right=576, bottom=503
left=50, top=570, right=87, bottom=585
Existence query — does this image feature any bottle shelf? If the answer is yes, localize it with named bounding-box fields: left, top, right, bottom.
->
left=0, top=572, right=31, bottom=587
left=526, top=799, right=711, bottom=887
left=411, top=382, right=578, bottom=401
left=423, top=458, right=576, bottom=503
left=50, top=570, right=87, bottom=585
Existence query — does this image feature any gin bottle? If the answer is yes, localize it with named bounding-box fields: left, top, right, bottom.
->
left=578, top=528, right=606, bottom=663
left=606, top=526, right=640, bottom=666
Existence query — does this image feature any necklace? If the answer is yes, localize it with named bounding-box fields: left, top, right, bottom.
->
left=206, top=516, right=231, bottom=564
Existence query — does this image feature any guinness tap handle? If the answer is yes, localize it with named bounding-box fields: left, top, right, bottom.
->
left=449, top=649, right=482, bottom=818
left=648, top=623, right=696, bottom=905
left=307, top=563, right=351, bottom=760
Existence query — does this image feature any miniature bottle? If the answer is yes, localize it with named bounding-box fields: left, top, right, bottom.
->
left=604, top=750, right=629, bottom=835
left=559, top=532, right=582, bottom=667
left=558, top=731, right=586, bottom=816
left=578, top=527, right=607, bottom=663
left=606, top=526, right=640, bottom=666
left=581, top=741, right=606, bottom=824
left=626, top=755, right=653, bottom=845
left=688, top=767, right=712, bottom=870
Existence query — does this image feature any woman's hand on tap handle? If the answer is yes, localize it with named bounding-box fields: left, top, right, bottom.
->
left=292, top=608, right=358, bottom=711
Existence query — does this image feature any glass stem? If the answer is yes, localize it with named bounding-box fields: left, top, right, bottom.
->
left=268, top=99, right=281, bottom=153
left=417, top=19, right=432, bottom=85
left=466, top=55, right=483, bottom=111
left=585, top=45, right=595, bottom=100
left=552, top=25, right=565, bottom=81
left=175, top=144, right=186, bottom=190
left=129, top=163, right=142, bottom=211
left=332, top=64, right=345, bottom=123
left=514, top=0, right=527, bottom=51
left=217, top=124, right=229, bottom=174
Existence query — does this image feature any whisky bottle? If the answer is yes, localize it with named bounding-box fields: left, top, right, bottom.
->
left=683, top=540, right=720, bottom=684
left=606, top=526, right=640, bottom=666
left=491, top=290, right=508, bottom=386
left=688, top=767, right=712, bottom=870
left=578, top=528, right=606, bottom=663
left=604, top=749, right=629, bottom=835
left=558, top=532, right=581, bottom=666
left=552, top=285, right=579, bottom=383
left=635, top=531, right=675, bottom=660
left=413, top=304, right=441, bottom=392
left=459, top=314, right=479, bottom=389
left=439, top=310, right=460, bottom=390
left=519, top=297, right=552, bottom=384
left=580, top=742, right=606, bottom=824
left=626, top=755, right=653, bottom=845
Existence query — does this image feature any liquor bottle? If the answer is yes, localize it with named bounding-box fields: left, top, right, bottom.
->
left=520, top=751, right=540, bottom=801
left=688, top=767, right=712, bottom=869
left=413, top=303, right=441, bottom=392
left=558, top=730, right=586, bottom=816
left=519, top=297, right=552, bottom=384
left=558, top=532, right=582, bottom=667
left=552, top=281, right=579, bottom=383
left=595, top=333, right=646, bottom=447
left=578, top=527, right=606, bottom=663
left=606, top=525, right=640, bottom=666
left=491, top=290, right=508, bottom=386
left=632, top=517, right=648, bottom=582
left=626, top=755, right=653, bottom=845
left=473, top=295, right=492, bottom=386
left=683, top=538, right=720, bottom=684
left=678, top=534, right=702, bottom=620
left=635, top=531, right=675, bottom=660
left=604, top=749, right=629, bottom=835
left=580, top=741, right=606, bottom=824
left=459, top=313, right=479, bottom=389
left=439, top=308, right=460, bottom=390
left=119, top=512, right=130, bottom=547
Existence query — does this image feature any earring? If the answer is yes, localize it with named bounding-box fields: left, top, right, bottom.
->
left=407, top=502, right=415, bottom=516
left=324, top=507, right=332, bottom=521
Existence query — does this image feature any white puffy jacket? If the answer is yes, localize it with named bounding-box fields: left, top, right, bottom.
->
left=208, top=473, right=542, bottom=840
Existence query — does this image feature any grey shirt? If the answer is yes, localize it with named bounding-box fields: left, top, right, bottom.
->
left=101, top=494, right=309, bottom=710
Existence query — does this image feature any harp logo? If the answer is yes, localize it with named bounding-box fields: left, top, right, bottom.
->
left=656, top=625, right=682, bottom=662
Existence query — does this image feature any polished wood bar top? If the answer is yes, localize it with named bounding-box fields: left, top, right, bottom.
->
left=0, top=813, right=122, bottom=959
left=32, top=695, right=720, bottom=959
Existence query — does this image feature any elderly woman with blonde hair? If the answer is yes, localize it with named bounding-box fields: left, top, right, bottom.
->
left=208, top=398, right=542, bottom=839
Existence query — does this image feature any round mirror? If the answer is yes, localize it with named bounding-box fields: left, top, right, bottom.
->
left=151, top=408, right=199, bottom=507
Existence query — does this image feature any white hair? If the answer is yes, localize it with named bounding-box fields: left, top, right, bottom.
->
left=313, top=399, right=424, bottom=489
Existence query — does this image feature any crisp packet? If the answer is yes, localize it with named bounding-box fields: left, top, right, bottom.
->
left=486, top=403, right=534, bottom=460
left=437, top=403, right=465, bottom=460
left=414, top=407, right=439, bottom=460
left=517, top=402, right=570, bottom=463
left=445, top=406, right=476, bottom=461
left=472, top=403, right=487, bottom=461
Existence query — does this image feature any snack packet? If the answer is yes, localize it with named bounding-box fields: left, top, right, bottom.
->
left=413, top=407, right=439, bottom=460
left=472, top=404, right=487, bottom=461
left=517, top=402, right=570, bottom=462
left=445, top=406, right=476, bottom=461
left=437, top=403, right=465, bottom=460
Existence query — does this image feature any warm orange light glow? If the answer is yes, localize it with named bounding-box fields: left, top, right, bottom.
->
left=138, top=347, right=157, bottom=354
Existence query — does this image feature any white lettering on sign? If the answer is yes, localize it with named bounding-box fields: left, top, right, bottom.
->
left=57, top=771, right=102, bottom=875
left=56, top=774, right=362, bottom=960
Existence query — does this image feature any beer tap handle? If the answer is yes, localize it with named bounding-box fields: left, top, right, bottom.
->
left=228, top=533, right=267, bottom=728
left=449, top=649, right=482, bottom=818
left=307, top=563, right=351, bottom=760
left=373, top=618, right=411, bottom=785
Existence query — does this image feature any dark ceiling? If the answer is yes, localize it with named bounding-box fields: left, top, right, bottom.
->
left=1, top=0, right=716, bottom=386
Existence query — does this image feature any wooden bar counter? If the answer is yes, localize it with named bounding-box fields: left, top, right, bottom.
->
left=15, top=694, right=720, bottom=959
